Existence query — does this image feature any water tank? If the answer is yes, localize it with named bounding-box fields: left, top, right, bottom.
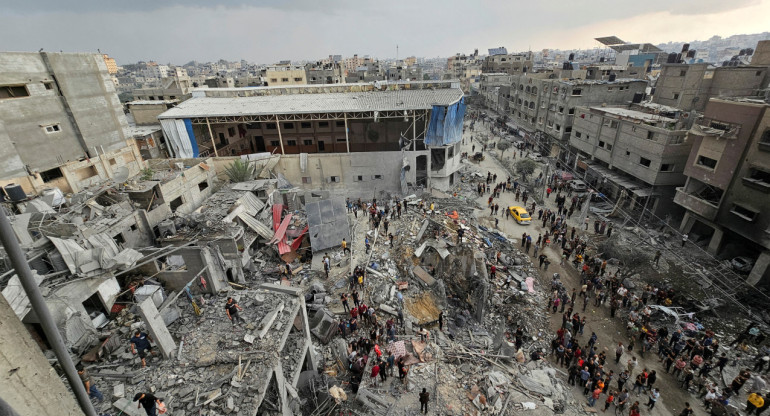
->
left=667, top=53, right=678, bottom=63
left=608, top=73, right=617, bottom=82
left=632, top=92, right=644, bottom=103
left=4, top=184, right=26, bottom=202
left=158, top=219, right=177, bottom=237
left=686, top=50, right=696, bottom=58
left=682, top=43, right=690, bottom=53
left=599, top=57, right=605, bottom=62
left=568, top=53, right=575, bottom=61
left=676, top=53, right=682, bottom=63
left=562, top=62, right=571, bottom=70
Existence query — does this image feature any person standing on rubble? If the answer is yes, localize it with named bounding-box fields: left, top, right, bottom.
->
left=225, top=297, right=244, bottom=326
left=77, top=364, right=103, bottom=403
left=341, top=293, right=350, bottom=313
left=130, top=331, right=155, bottom=368
left=419, top=388, right=430, bottom=414
left=134, top=393, right=161, bottom=416
left=342, top=238, right=350, bottom=254
left=365, top=236, right=371, bottom=254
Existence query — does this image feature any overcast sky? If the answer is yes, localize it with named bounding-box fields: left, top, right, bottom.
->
left=1, top=0, right=769, bottom=65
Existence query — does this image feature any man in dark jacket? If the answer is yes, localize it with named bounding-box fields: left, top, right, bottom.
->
left=419, top=388, right=430, bottom=414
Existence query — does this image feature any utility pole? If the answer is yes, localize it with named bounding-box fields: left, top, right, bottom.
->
left=0, top=208, right=97, bottom=416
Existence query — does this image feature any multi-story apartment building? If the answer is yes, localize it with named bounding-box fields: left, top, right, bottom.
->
left=0, top=51, right=145, bottom=193
left=673, top=97, right=770, bottom=285
left=653, top=62, right=767, bottom=111
left=264, top=64, right=307, bottom=86
left=143, top=63, right=170, bottom=79
left=305, top=62, right=344, bottom=84
left=569, top=104, right=694, bottom=216
left=481, top=54, right=532, bottom=75
left=480, top=71, right=648, bottom=158
left=102, top=54, right=118, bottom=75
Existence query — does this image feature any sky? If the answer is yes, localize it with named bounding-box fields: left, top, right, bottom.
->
left=1, top=0, right=769, bottom=65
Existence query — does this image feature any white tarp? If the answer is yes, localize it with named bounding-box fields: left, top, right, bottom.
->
left=160, top=119, right=195, bottom=158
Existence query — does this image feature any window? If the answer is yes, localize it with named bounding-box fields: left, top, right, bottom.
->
left=336, top=121, right=345, bottom=127
left=571, top=89, right=582, bottom=96
left=303, top=139, right=313, bottom=145
left=270, top=140, right=280, bottom=147
left=43, top=82, right=54, bottom=90
left=555, top=124, right=561, bottom=132
left=639, top=157, right=651, bottom=167
left=301, top=122, right=312, bottom=129
left=0, top=85, right=30, bottom=99
left=265, top=123, right=277, bottom=130
left=598, top=140, right=605, bottom=148
left=558, top=106, right=564, bottom=114
left=281, top=78, right=289, bottom=82
left=679, top=70, right=687, bottom=76
left=317, top=141, right=325, bottom=151
left=355, top=175, right=363, bottom=181
left=43, top=124, right=61, bottom=133
left=198, top=181, right=209, bottom=192
left=568, top=108, right=575, bottom=115
left=228, top=127, right=236, bottom=137
left=302, top=177, right=312, bottom=184
left=328, top=176, right=340, bottom=183
left=294, top=77, right=303, bottom=82
left=608, top=87, right=614, bottom=91
left=270, top=78, right=278, bottom=83
left=730, top=204, right=758, bottom=222
left=606, top=143, right=613, bottom=151
left=372, top=175, right=383, bottom=180
left=246, top=123, right=261, bottom=130
left=673, top=93, right=680, bottom=100
left=696, top=155, right=718, bottom=169
left=286, top=140, right=297, bottom=146
left=575, top=131, right=582, bottom=138
left=318, top=121, right=329, bottom=128
left=646, top=131, right=655, bottom=141
left=40, top=167, right=64, bottom=182
left=625, top=150, right=631, bottom=156
left=565, top=127, right=572, bottom=133
left=757, top=71, right=763, bottom=76
left=743, top=168, right=770, bottom=191
left=336, top=137, right=346, bottom=142
left=660, top=163, right=674, bottom=172
left=283, top=123, right=295, bottom=129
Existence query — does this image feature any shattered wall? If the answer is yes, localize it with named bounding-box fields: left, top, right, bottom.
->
left=0, top=295, right=83, bottom=416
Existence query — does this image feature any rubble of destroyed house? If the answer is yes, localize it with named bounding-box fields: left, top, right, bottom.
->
left=2, top=128, right=770, bottom=416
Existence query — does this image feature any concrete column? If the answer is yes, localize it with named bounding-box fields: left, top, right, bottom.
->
left=706, top=227, right=725, bottom=256
left=205, top=118, right=219, bottom=157
left=678, top=211, right=692, bottom=233
left=275, top=116, right=285, bottom=155
left=343, top=113, right=350, bottom=153
left=137, top=297, right=176, bottom=359
left=200, top=247, right=227, bottom=293
left=747, top=250, right=770, bottom=286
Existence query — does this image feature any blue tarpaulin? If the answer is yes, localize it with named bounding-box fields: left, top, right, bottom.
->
left=424, top=97, right=466, bottom=147
left=184, top=119, right=199, bottom=157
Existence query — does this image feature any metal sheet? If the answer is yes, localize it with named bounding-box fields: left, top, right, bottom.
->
left=305, top=198, right=350, bottom=252
left=237, top=212, right=275, bottom=240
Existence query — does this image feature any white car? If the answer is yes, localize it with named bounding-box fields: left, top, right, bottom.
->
left=569, top=180, right=588, bottom=193
left=528, top=153, right=543, bottom=162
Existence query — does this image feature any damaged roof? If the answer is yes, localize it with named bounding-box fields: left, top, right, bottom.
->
left=157, top=88, right=464, bottom=119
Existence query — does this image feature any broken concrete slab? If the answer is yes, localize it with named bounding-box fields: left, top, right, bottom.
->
left=137, top=297, right=176, bottom=359
left=257, top=301, right=284, bottom=338
left=113, top=398, right=146, bottom=416
left=412, top=265, right=436, bottom=286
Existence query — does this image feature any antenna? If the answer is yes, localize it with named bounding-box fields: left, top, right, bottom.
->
left=396, top=44, right=399, bottom=61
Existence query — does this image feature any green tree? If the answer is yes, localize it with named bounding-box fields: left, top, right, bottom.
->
left=224, top=159, right=255, bottom=183
left=515, top=159, right=537, bottom=179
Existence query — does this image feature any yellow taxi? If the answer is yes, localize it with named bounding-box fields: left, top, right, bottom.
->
left=509, top=206, right=531, bottom=225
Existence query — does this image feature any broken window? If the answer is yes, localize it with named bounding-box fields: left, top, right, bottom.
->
left=640, top=157, right=651, bottom=167
left=743, top=168, right=770, bottom=191
left=730, top=203, right=758, bottom=222
left=660, top=163, right=674, bottom=172
left=169, top=196, right=183, bottom=212
left=0, top=85, right=30, bottom=99
left=696, top=155, right=718, bottom=169
left=372, top=175, right=383, bottom=180
left=646, top=131, right=655, bottom=141
left=430, top=148, right=446, bottom=171
left=198, top=180, right=209, bottom=192
left=39, top=167, right=64, bottom=182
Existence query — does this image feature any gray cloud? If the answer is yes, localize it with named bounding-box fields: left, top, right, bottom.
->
left=0, top=0, right=766, bottom=64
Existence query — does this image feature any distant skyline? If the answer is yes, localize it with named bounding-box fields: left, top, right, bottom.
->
left=1, top=0, right=769, bottom=65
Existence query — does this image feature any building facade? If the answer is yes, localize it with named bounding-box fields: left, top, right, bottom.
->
left=0, top=52, right=132, bottom=180
left=674, top=98, right=770, bottom=285
left=264, top=65, right=307, bottom=86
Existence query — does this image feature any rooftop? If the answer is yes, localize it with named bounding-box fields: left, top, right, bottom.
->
left=590, top=106, right=677, bottom=124
left=158, top=87, right=464, bottom=119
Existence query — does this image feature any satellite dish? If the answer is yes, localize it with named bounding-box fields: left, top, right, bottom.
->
left=113, top=167, right=130, bottom=184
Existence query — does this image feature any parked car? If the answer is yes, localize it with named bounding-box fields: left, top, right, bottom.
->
left=569, top=180, right=588, bottom=193
left=508, top=206, right=532, bottom=225
left=527, top=152, right=543, bottom=162
left=731, top=256, right=755, bottom=273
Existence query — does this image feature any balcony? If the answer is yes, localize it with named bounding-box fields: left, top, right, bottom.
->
left=674, top=187, right=720, bottom=221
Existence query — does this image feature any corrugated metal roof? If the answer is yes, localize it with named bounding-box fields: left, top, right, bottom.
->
left=237, top=212, right=275, bottom=241
left=158, top=88, right=463, bottom=119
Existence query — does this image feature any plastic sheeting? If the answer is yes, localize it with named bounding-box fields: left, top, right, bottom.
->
left=424, top=97, right=466, bottom=147
left=160, top=118, right=199, bottom=158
